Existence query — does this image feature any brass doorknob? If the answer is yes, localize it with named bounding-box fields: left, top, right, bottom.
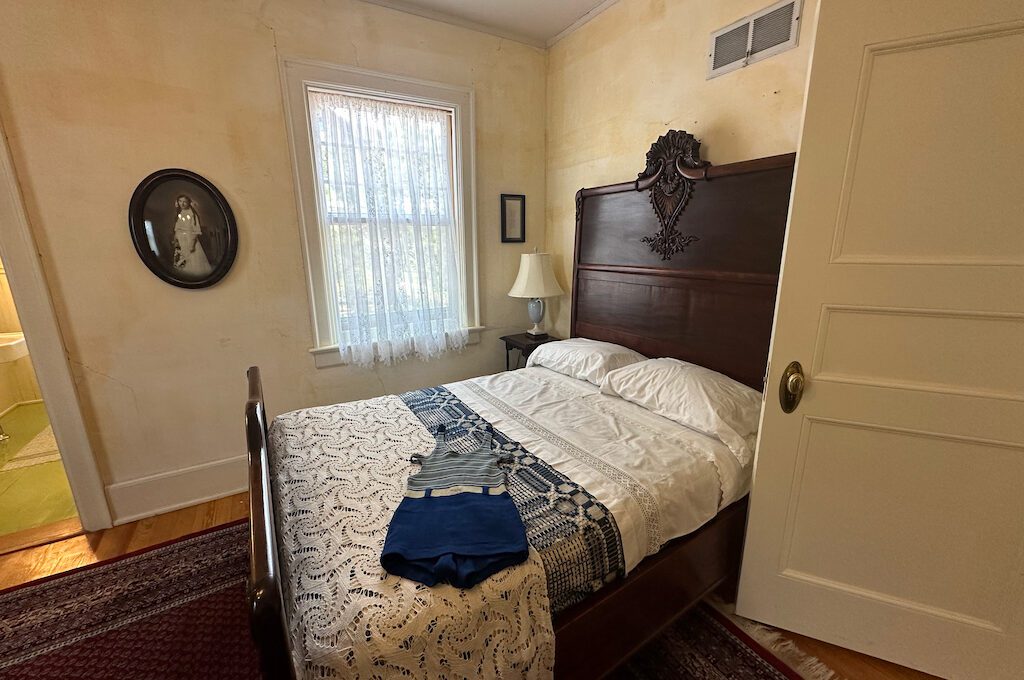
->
left=779, top=361, right=805, bottom=413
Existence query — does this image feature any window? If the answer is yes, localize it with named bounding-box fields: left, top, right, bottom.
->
left=282, top=60, right=478, bottom=367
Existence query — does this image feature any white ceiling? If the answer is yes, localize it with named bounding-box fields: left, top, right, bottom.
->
left=361, top=0, right=618, bottom=48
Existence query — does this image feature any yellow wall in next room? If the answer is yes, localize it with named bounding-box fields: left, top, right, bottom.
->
left=544, top=0, right=819, bottom=336
left=0, top=259, right=42, bottom=415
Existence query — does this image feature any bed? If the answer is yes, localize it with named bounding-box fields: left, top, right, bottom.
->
left=246, top=130, right=795, bottom=679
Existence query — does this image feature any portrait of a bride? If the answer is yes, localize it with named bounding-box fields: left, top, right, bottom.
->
left=171, top=195, right=214, bottom=278
left=129, top=168, right=237, bottom=289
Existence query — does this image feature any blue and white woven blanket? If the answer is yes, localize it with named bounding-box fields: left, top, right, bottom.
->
left=400, top=386, right=625, bottom=613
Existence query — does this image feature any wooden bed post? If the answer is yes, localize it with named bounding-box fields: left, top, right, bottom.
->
left=245, top=366, right=296, bottom=680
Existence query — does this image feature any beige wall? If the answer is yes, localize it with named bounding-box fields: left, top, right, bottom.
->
left=0, top=0, right=545, bottom=518
left=545, top=0, right=818, bottom=336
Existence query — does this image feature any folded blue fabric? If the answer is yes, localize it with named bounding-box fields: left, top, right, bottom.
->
left=381, top=424, right=529, bottom=588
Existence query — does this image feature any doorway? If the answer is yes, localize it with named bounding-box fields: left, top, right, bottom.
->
left=0, top=114, right=110, bottom=538
left=0, top=254, right=79, bottom=544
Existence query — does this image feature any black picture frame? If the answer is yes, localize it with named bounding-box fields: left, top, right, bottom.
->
left=128, top=168, right=238, bottom=289
left=500, top=194, right=526, bottom=243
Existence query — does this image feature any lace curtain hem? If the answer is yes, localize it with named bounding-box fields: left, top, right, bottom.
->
left=338, top=326, right=470, bottom=367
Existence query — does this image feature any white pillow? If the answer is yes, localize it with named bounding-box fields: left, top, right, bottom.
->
left=600, top=357, right=762, bottom=464
left=526, top=338, right=646, bottom=385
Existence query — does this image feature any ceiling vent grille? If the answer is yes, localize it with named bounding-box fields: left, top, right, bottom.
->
left=707, top=0, right=802, bottom=80
left=712, top=24, right=750, bottom=71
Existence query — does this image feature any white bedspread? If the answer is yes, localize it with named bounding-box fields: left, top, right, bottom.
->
left=453, top=367, right=750, bottom=572
left=269, top=366, right=752, bottom=679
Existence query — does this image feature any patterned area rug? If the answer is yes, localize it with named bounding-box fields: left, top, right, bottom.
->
left=0, top=520, right=803, bottom=679
left=0, top=521, right=260, bottom=679
left=614, top=605, right=802, bottom=680
left=0, top=426, right=60, bottom=471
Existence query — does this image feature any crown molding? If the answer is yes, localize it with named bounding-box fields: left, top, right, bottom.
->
left=359, top=0, right=546, bottom=48
left=357, top=0, right=620, bottom=50
left=547, top=0, right=619, bottom=47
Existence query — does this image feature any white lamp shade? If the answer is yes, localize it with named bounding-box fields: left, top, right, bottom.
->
left=508, top=253, right=564, bottom=299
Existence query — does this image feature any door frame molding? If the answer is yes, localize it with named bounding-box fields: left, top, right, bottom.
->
left=0, top=118, right=112, bottom=531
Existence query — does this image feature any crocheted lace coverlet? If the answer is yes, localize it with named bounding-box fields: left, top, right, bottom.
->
left=271, top=392, right=581, bottom=679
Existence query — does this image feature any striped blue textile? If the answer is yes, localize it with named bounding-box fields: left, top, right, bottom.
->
left=405, top=424, right=511, bottom=495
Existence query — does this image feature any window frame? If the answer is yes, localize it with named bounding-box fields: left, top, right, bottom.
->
left=280, top=58, right=480, bottom=367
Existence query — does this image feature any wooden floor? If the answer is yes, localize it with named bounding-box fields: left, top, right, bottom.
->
left=0, top=492, right=935, bottom=679
left=0, top=493, right=248, bottom=591
left=0, top=516, right=84, bottom=557
left=774, top=627, right=938, bottom=680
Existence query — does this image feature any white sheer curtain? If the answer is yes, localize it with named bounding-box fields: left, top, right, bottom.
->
left=308, top=90, right=469, bottom=366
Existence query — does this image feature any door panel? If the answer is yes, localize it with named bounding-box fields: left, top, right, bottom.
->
left=813, top=306, right=1024, bottom=399
left=737, top=2, right=1024, bottom=678
left=782, top=418, right=1024, bottom=626
left=834, top=26, right=1024, bottom=266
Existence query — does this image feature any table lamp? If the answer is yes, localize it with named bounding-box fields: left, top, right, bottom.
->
left=508, top=253, right=564, bottom=339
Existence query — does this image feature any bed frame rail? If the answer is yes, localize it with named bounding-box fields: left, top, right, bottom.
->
left=245, top=366, right=296, bottom=680
left=553, top=497, right=747, bottom=679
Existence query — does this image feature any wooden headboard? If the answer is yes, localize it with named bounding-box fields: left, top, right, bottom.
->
left=571, top=131, right=795, bottom=390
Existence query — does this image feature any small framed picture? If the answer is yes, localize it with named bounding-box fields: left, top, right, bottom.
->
left=501, top=194, right=526, bottom=243
left=128, top=169, right=238, bottom=289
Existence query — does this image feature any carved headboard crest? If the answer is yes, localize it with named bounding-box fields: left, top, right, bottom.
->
left=636, top=130, right=710, bottom=261
left=571, top=132, right=795, bottom=388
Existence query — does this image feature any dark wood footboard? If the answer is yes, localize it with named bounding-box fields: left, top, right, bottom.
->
left=245, top=366, right=295, bottom=680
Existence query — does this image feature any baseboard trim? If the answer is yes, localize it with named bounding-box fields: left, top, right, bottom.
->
left=0, top=398, right=43, bottom=420
left=106, top=455, right=247, bottom=525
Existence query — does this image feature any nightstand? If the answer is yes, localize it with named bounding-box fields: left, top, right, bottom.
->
left=500, top=333, right=560, bottom=371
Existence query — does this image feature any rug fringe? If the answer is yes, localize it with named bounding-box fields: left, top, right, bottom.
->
left=708, top=598, right=840, bottom=680
left=732, top=620, right=839, bottom=680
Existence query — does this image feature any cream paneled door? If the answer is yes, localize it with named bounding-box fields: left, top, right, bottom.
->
left=736, top=2, right=1024, bottom=679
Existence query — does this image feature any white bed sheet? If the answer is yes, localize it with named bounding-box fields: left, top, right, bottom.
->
left=452, top=366, right=752, bottom=573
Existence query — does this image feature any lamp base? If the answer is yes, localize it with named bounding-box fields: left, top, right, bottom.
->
left=525, top=298, right=547, bottom=339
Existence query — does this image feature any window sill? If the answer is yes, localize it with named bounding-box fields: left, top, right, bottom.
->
left=309, top=326, right=484, bottom=369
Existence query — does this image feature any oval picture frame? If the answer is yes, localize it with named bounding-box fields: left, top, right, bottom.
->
left=128, top=169, right=238, bottom=289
